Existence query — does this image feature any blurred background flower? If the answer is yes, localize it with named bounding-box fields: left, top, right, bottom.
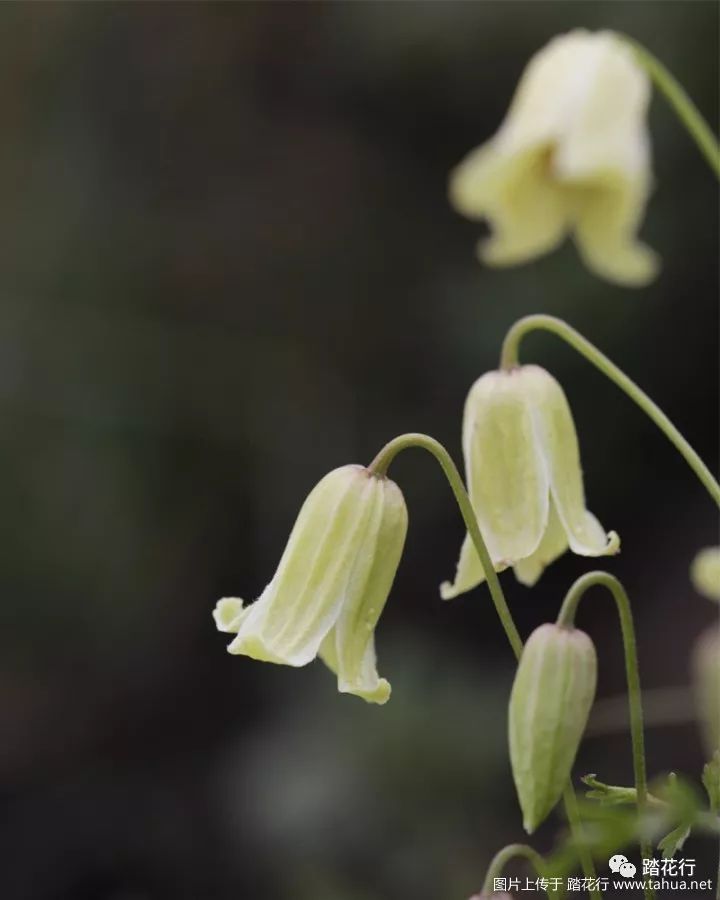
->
left=0, top=3, right=717, bottom=899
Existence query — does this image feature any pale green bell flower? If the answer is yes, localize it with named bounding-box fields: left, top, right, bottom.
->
left=441, top=365, right=619, bottom=598
left=213, top=465, right=407, bottom=705
left=691, top=546, right=720, bottom=602
left=450, top=29, right=658, bottom=287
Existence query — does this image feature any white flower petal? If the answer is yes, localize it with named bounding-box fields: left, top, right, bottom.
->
left=524, top=365, right=619, bottom=558
left=512, top=502, right=569, bottom=587
left=213, top=596, right=249, bottom=633
left=227, top=467, right=374, bottom=667
left=440, top=531, right=509, bottom=600
left=319, top=630, right=391, bottom=705
left=451, top=145, right=569, bottom=267
left=464, top=370, right=551, bottom=562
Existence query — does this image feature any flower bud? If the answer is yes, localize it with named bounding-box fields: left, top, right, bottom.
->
left=509, top=623, right=597, bottom=832
left=442, top=365, right=618, bottom=598
left=692, top=625, right=720, bottom=757
left=213, top=465, right=407, bottom=704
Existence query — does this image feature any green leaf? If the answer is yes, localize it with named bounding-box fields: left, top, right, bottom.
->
left=581, top=773, right=664, bottom=807
left=657, top=823, right=691, bottom=859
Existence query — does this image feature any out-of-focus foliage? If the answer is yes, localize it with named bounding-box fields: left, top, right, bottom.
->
left=0, top=4, right=717, bottom=900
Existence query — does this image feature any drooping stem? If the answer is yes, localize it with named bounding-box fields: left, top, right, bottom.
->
left=369, top=433, right=523, bottom=658
left=500, top=315, right=720, bottom=507
left=617, top=34, right=720, bottom=178
left=481, top=843, right=552, bottom=897
left=368, top=433, right=600, bottom=892
left=557, top=571, right=653, bottom=900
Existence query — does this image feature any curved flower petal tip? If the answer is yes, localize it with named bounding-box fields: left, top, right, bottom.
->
left=691, top=546, right=720, bottom=602
left=213, top=597, right=246, bottom=632
left=213, top=465, right=407, bottom=703
left=449, top=29, right=657, bottom=287
left=439, top=532, right=509, bottom=600
left=444, top=365, right=617, bottom=597
left=320, top=632, right=391, bottom=705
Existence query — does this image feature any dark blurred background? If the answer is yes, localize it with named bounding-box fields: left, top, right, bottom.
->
left=0, top=3, right=717, bottom=899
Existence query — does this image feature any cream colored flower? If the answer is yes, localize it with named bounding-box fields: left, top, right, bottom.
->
left=214, top=465, right=407, bottom=704
left=441, top=365, right=619, bottom=598
left=450, top=29, right=658, bottom=287
left=691, top=546, right=720, bottom=602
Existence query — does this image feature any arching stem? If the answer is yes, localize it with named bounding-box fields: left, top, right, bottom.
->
left=369, top=433, right=522, bottom=658
left=481, top=843, right=554, bottom=897
left=618, top=34, right=720, bottom=178
left=369, top=433, right=600, bottom=893
left=500, top=315, right=720, bottom=507
left=557, top=571, right=653, bottom=900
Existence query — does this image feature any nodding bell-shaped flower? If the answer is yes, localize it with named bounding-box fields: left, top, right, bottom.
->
left=213, top=465, right=407, bottom=705
left=441, top=365, right=619, bottom=598
left=450, top=29, right=658, bottom=287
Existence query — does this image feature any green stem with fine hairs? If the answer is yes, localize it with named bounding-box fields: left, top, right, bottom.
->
left=481, top=843, right=553, bottom=897
left=617, top=34, right=720, bottom=178
left=557, top=571, right=653, bottom=900
left=500, top=315, right=720, bottom=507
left=368, top=433, right=600, bottom=894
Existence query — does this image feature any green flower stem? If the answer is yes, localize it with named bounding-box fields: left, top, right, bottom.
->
left=368, top=433, right=600, bottom=894
left=557, top=572, right=653, bottom=900
left=500, top=315, right=720, bottom=507
left=618, top=34, right=720, bottom=179
left=368, top=433, right=522, bottom=658
left=562, top=784, right=601, bottom=896
left=481, top=843, right=552, bottom=897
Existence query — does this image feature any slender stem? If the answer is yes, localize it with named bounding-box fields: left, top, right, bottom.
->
left=500, top=315, right=720, bottom=507
left=562, top=785, right=601, bottom=896
left=481, top=843, right=550, bottom=897
left=557, top=572, right=653, bottom=900
left=369, top=433, right=522, bottom=658
left=617, top=34, right=720, bottom=179
left=369, top=433, right=599, bottom=892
